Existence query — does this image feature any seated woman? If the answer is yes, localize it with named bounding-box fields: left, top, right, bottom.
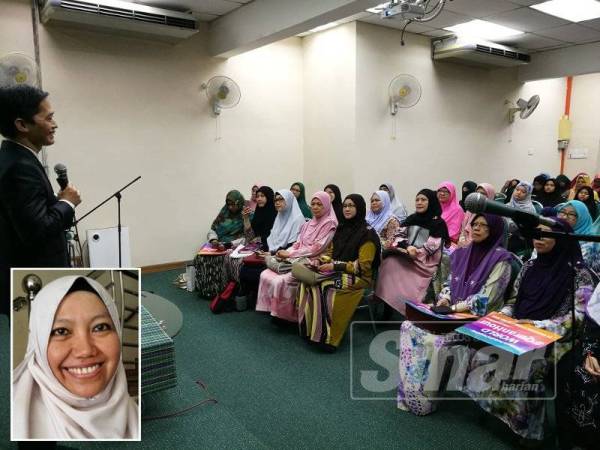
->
left=556, top=174, right=571, bottom=200
left=501, top=178, right=520, bottom=204
left=324, top=184, right=344, bottom=222
left=367, top=190, right=402, bottom=248
left=557, top=200, right=600, bottom=273
left=568, top=173, right=599, bottom=201
left=13, top=276, right=139, bottom=440
left=556, top=281, right=600, bottom=450
left=290, top=181, right=312, bottom=219
left=256, top=191, right=337, bottom=322
left=437, top=181, right=464, bottom=246
left=537, top=177, right=563, bottom=208
left=375, top=189, right=449, bottom=315
left=506, top=181, right=536, bottom=256
left=239, top=189, right=306, bottom=304
left=575, top=186, right=598, bottom=221
left=464, top=219, right=595, bottom=443
left=379, top=183, right=408, bottom=222
left=398, top=213, right=513, bottom=416
left=459, top=180, right=477, bottom=211
left=221, top=186, right=277, bottom=288
left=195, top=190, right=247, bottom=298
left=458, top=182, right=496, bottom=248
left=297, top=194, right=381, bottom=352
left=531, top=173, right=548, bottom=201
left=246, top=183, right=263, bottom=211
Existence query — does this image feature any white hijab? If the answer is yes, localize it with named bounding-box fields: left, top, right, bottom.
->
left=267, top=189, right=306, bottom=252
left=12, top=276, right=139, bottom=440
left=380, top=183, right=408, bottom=222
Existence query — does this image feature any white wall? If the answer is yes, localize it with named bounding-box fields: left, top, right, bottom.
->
left=302, top=21, right=357, bottom=196
left=568, top=73, right=600, bottom=176
left=1, top=0, right=304, bottom=266
left=302, top=20, right=597, bottom=210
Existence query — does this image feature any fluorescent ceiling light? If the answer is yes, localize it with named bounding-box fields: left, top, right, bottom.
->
left=445, top=19, right=524, bottom=40
left=531, top=0, right=600, bottom=22
left=366, top=2, right=390, bottom=14
left=308, top=22, right=340, bottom=33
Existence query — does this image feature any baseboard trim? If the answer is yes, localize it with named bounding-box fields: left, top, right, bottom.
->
left=141, top=261, right=188, bottom=274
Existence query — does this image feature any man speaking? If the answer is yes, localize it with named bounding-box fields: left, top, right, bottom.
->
left=0, top=85, right=81, bottom=316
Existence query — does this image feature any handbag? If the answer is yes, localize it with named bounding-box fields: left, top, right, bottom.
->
left=242, top=253, right=266, bottom=267
left=264, top=255, right=293, bottom=274
left=291, top=261, right=336, bottom=286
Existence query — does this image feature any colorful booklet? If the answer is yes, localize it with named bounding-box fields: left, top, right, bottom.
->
left=456, top=311, right=562, bottom=355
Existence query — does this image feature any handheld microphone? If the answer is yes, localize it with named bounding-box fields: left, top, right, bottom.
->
left=54, top=163, right=68, bottom=190
left=464, top=193, right=556, bottom=228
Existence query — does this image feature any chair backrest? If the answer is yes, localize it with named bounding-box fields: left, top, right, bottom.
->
left=505, top=252, right=524, bottom=299
left=532, top=200, right=543, bottom=214
left=494, top=193, right=507, bottom=203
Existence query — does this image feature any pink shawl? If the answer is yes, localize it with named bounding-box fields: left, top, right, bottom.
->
left=438, top=181, right=465, bottom=242
left=296, top=191, right=338, bottom=247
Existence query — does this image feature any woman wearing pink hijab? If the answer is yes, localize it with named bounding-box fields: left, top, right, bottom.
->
left=256, top=191, right=338, bottom=322
left=245, top=182, right=264, bottom=211
left=436, top=181, right=465, bottom=245
left=458, top=182, right=496, bottom=248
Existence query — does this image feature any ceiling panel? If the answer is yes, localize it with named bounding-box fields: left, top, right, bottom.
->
left=534, top=23, right=600, bottom=43
left=445, top=0, right=521, bottom=18
left=486, top=7, right=571, bottom=32
left=496, top=32, right=567, bottom=49
left=414, top=9, right=472, bottom=28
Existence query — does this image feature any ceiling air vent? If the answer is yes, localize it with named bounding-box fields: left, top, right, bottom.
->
left=41, top=0, right=198, bottom=42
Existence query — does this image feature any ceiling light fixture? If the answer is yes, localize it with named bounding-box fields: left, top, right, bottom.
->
left=444, top=19, right=524, bottom=40
left=531, top=0, right=600, bottom=23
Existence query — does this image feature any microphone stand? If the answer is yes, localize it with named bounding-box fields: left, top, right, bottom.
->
left=75, top=176, right=142, bottom=268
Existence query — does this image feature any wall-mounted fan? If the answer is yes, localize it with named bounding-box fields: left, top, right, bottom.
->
left=389, top=74, right=422, bottom=115
left=0, top=52, right=39, bottom=87
left=201, top=76, right=241, bottom=116
left=507, top=95, right=540, bottom=123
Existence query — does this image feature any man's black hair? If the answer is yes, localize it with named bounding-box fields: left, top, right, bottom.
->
left=0, top=84, right=49, bottom=139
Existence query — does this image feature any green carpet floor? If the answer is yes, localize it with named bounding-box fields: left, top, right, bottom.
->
left=0, top=269, right=560, bottom=449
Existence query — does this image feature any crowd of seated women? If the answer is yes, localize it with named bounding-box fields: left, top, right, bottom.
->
left=194, top=172, right=600, bottom=448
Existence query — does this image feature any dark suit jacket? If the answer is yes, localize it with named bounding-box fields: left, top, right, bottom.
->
left=0, top=140, right=74, bottom=315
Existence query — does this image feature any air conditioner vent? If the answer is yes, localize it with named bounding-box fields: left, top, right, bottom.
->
left=434, top=36, right=531, bottom=68
left=41, top=0, right=198, bottom=42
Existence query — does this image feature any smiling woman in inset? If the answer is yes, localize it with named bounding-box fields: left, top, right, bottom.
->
left=13, top=276, right=139, bottom=440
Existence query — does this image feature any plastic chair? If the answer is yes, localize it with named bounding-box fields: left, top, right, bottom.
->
left=494, top=193, right=507, bottom=203
left=532, top=200, right=543, bottom=214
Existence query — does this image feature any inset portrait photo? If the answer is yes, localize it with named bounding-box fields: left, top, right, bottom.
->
left=11, top=269, right=141, bottom=441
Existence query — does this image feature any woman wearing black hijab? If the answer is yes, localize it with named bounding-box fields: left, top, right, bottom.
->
left=297, top=194, right=381, bottom=351
left=374, top=189, right=449, bottom=316
left=460, top=181, right=478, bottom=211
left=556, top=174, right=571, bottom=199
left=465, top=218, right=596, bottom=443
left=244, top=186, right=278, bottom=250
left=531, top=174, right=548, bottom=201
left=324, top=184, right=344, bottom=222
left=575, top=186, right=598, bottom=220
left=537, top=178, right=564, bottom=208
left=222, top=186, right=278, bottom=288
